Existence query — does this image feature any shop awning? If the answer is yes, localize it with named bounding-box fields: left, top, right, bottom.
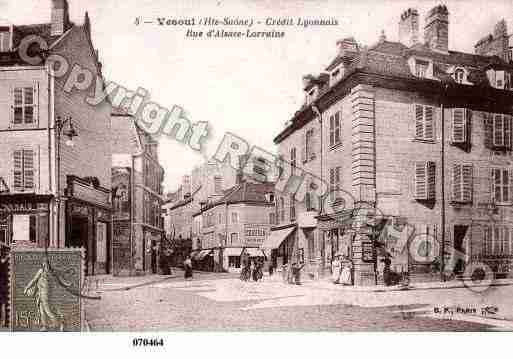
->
left=190, top=251, right=201, bottom=260
left=197, top=249, right=213, bottom=260
left=224, top=247, right=242, bottom=257
left=260, top=227, right=295, bottom=249
left=244, top=247, right=265, bottom=257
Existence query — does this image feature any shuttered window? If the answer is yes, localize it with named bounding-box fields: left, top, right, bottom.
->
left=290, top=147, right=296, bottom=175
left=305, top=128, right=316, bottom=161
left=12, top=149, right=35, bottom=192
left=451, top=108, right=470, bottom=144
left=329, top=111, right=341, bottom=147
left=289, top=194, right=296, bottom=221
left=491, top=113, right=512, bottom=149
left=491, top=168, right=512, bottom=204
left=12, top=86, right=37, bottom=125
left=414, top=104, right=434, bottom=141
left=452, top=164, right=473, bottom=203
left=414, top=161, right=436, bottom=200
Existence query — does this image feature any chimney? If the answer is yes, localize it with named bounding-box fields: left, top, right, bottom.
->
left=424, top=5, right=449, bottom=53
left=398, top=8, right=419, bottom=47
left=336, top=37, right=359, bottom=61
left=475, top=19, right=509, bottom=61
left=51, top=0, right=71, bottom=36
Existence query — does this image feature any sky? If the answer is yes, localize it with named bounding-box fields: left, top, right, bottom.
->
left=3, top=0, right=513, bottom=193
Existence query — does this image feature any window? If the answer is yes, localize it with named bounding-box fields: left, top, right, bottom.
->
left=0, top=27, right=11, bottom=52
left=415, top=60, right=429, bottom=78
left=328, top=166, right=341, bottom=203
left=492, top=114, right=512, bottom=149
left=491, top=168, right=512, bottom=204
left=414, top=161, right=436, bottom=201
left=289, top=194, right=296, bottom=221
left=484, top=226, right=512, bottom=255
left=290, top=147, right=296, bottom=175
left=13, top=149, right=35, bottom=192
left=414, top=104, right=434, bottom=141
left=218, top=212, right=223, bottom=224
left=451, top=108, right=470, bottom=144
left=329, top=112, right=341, bottom=147
left=452, top=164, right=473, bottom=203
left=231, top=212, right=239, bottom=224
left=12, top=215, right=37, bottom=243
left=13, top=86, right=37, bottom=125
left=230, top=232, right=238, bottom=245
left=304, top=128, right=316, bottom=162
left=214, top=176, right=223, bottom=193
left=269, top=212, right=276, bottom=225
left=454, top=68, right=465, bottom=84
left=280, top=197, right=285, bottom=222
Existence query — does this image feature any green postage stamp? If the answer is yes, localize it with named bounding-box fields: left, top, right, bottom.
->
left=9, top=248, right=84, bottom=332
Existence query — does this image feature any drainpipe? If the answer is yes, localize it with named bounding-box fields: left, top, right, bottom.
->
left=312, top=104, right=322, bottom=275
left=440, top=85, right=448, bottom=282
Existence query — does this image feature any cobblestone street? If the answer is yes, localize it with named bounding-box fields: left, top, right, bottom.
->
left=83, top=271, right=513, bottom=331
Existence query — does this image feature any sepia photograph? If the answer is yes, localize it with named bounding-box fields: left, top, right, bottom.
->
left=1, top=0, right=513, bottom=356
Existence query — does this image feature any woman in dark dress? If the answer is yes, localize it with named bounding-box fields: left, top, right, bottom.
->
left=183, top=255, right=193, bottom=280
left=0, top=246, right=9, bottom=327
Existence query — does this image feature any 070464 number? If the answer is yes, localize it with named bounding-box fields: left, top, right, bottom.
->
left=132, top=338, right=165, bottom=347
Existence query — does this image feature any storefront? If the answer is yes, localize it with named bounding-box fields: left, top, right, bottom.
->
left=261, top=224, right=296, bottom=270
left=0, top=194, right=52, bottom=248
left=65, top=176, right=112, bottom=276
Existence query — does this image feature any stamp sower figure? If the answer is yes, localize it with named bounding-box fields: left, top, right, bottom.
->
left=0, top=246, right=9, bottom=327
left=183, top=255, right=193, bottom=280
left=23, top=262, right=65, bottom=331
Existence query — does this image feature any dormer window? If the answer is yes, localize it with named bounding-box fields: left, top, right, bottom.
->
left=415, top=60, right=429, bottom=78
left=0, top=26, right=12, bottom=52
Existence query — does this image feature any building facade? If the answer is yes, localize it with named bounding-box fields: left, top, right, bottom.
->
left=0, top=0, right=113, bottom=275
left=193, top=181, right=275, bottom=272
left=272, top=5, right=513, bottom=285
left=111, top=109, right=164, bottom=276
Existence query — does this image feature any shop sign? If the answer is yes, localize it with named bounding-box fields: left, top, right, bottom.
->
left=244, top=224, right=268, bottom=246
left=69, top=179, right=111, bottom=208
left=0, top=202, right=48, bottom=214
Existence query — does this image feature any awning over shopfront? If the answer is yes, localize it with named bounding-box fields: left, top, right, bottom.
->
left=224, top=247, right=242, bottom=256
left=197, top=249, right=213, bottom=260
left=190, top=251, right=200, bottom=260
left=244, top=247, right=265, bottom=257
left=260, top=227, right=295, bottom=249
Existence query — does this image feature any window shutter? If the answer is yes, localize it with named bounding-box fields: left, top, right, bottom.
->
left=451, top=108, right=466, bottom=143
left=329, top=168, right=334, bottom=188
left=493, top=113, right=504, bottom=147
left=453, top=164, right=462, bottom=201
left=13, top=87, right=23, bottom=125
left=424, top=107, right=434, bottom=140
left=335, top=166, right=341, bottom=187
left=484, top=113, right=493, bottom=149
left=301, top=134, right=306, bottom=163
left=509, top=169, right=513, bottom=204
left=334, top=112, right=341, bottom=144
left=33, top=82, right=39, bottom=125
left=415, top=162, right=427, bottom=199
left=462, top=164, right=473, bottom=202
left=13, top=150, right=23, bottom=191
left=310, top=128, right=316, bottom=159
left=415, top=104, right=424, bottom=138
left=329, top=115, right=334, bottom=146
left=23, top=149, right=35, bottom=190
left=491, top=168, right=497, bottom=203
left=427, top=161, right=436, bottom=200
left=504, top=115, right=512, bottom=149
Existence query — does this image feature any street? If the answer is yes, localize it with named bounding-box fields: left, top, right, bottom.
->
left=83, top=271, right=513, bottom=331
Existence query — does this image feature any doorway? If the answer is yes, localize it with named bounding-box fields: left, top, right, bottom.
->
left=68, top=216, right=89, bottom=274
left=453, top=225, right=468, bottom=274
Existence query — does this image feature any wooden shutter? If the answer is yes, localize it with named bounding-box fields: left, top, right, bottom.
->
left=491, top=168, right=497, bottom=203
left=329, top=115, right=334, bottom=147
left=415, top=161, right=427, bottom=199
left=451, top=108, right=466, bottom=143
left=484, top=112, right=494, bottom=149
left=335, top=166, right=341, bottom=187
left=424, top=107, right=434, bottom=140
left=509, top=169, right=513, bottom=204
left=427, top=161, right=436, bottom=200
left=415, top=104, right=424, bottom=138
left=13, top=150, right=23, bottom=191
left=504, top=114, right=512, bottom=149
left=493, top=113, right=504, bottom=147
left=13, top=87, right=23, bottom=125
left=462, top=164, right=473, bottom=202
left=23, top=149, right=35, bottom=190
left=334, top=112, right=341, bottom=144
left=453, top=164, right=462, bottom=201
left=310, top=128, right=316, bottom=160
left=301, top=133, right=306, bottom=163
left=329, top=168, right=334, bottom=188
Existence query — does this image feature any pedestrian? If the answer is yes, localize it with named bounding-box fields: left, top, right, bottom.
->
left=340, top=259, right=352, bottom=285
left=268, top=261, right=274, bottom=277
left=0, top=246, right=9, bottom=328
left=331, top=255, right=341, bottom=284
left=382, top=253, right=392, bottom=286
left=291, top=261, right=304, bottom=285
left=183, top=255, right=193, bottom=280
left=253, top=258, right=263, bottom=282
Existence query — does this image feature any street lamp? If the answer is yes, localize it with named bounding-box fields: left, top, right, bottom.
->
left=55, top=116, right=78, bottom=248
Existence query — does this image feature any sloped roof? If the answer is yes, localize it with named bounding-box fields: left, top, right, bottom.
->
left=222, top=181, right=275, bottom=204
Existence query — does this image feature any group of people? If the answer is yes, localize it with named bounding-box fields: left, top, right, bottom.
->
left=240, top=256, right=264, bottom=282
left=331, top=255, right=352, bottom=285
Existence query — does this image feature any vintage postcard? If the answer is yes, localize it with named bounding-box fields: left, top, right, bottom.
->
left=1, top=0, right=513, bottom=354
